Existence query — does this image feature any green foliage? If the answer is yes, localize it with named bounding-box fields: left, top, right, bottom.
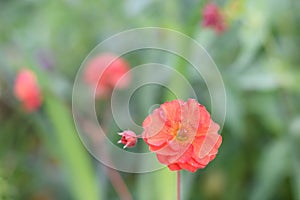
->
left=44, top=94, right=101, bottom=200
left=0, top=0, right=300, bottom=199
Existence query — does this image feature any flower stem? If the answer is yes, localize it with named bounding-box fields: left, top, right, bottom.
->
left=177, top=171, right=181, bottom=200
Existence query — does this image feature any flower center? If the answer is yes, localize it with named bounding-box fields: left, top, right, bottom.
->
left=176, top=127, right=188, bottom=141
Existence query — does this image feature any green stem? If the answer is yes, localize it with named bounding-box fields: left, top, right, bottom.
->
left=177, top=171, right=181, bottom=200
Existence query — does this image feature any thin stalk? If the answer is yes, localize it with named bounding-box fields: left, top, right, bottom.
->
left=80, top=118, right=133, bottom=200
left=177, top=171, right=181, bottom=200
left=104, top=167, right=133, bottom=200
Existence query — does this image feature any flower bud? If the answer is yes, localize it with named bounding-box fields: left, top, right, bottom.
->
left=118, top=130, right=137, bottom=149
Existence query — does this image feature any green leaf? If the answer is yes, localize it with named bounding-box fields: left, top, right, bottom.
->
left=292, top=153, right=300, bottom=200
left=44, top=95, right=101, bottom=200
left=250, top=140, right=289, bottom=200
left=290, top=117, right=300, bottom=200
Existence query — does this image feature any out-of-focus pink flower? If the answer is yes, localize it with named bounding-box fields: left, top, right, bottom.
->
left=14, top=69, right=42, bottom=112
left=142, top=99, right=222, bottom=172
left=84, top=53, right=131, bottom=98
left=118, top=130, right=137, bottom=149
left=202, top=2, right=227, bottom=33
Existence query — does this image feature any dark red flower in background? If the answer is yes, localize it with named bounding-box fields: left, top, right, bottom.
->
left=142, top=99, right=222, bottom=172
left=84, top=53, right=131, bottom=98
left=202, top=2, right=227, bottom=33
left=118, top=130, right=137, bottom=149
left=14, top=69, right=42, bottom=112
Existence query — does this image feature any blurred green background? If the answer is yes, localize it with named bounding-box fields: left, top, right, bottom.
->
left=1, top=0, right=300, bottom=200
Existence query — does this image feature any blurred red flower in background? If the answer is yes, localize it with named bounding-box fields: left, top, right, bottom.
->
left=202, top=2, right=226, bottom=33
left=142, top=99, right=222, bottom=172
left=14, top=69, right=42, bottom=112
left=118, top=130, right=137, bottom=149
left=84, top=53, right=131, bottom=98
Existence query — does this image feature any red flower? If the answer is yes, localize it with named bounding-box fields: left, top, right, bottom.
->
left=142, top=99, right=222, bottom=172
left=202, top=2, right=226, bottom=33
left=118, top=130, right=137, bottom=149
left=14, top=69, right=42, bottom=112
left=84, top=53, right=131, bottom=98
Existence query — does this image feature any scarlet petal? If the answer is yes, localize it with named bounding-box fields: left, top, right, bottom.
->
left=142, top=99, right=222, bottom=172
left=153, top=142, right=178, bottom=155
left=182, top=99, right=201, bottom=130
left=168, top=163, right=182, bottom=171
left=160, top=100, right=183, bottom=123
left=143, top=108, right=167, bottom=138
left=194, top=155, right=211, bottom=166
left=23, top=95, right=42, bottom=112
left=147, top=138, right=168, bottom=148
left=14, top=69, right=42, bottom=112
left=194, top=133, right=222, bottom=159
left=202, top=3, right=227, bottom=34
left=149, top=143, right=167, bottom=151
left=178, top=162, right=198, bottom=173
left=190, top=158, right=207, bottom=169
left=84, top=53, right=131, bottom=98
left=177, top=145, right=194, bottom=163
left=156, top=154, right=170, bottom=165
left=208, top=120, right=221, bottom=133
